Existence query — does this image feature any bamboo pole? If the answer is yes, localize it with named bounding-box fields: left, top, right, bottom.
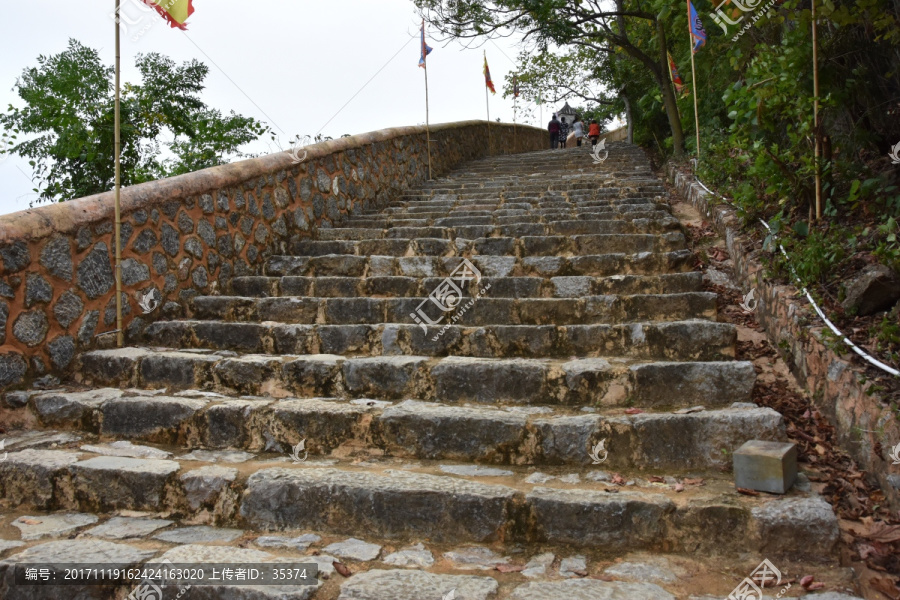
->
left=688, top=12, right=701, bottom=160
left=812, top=0, right=822, bottom=220
left=513, top=93, right=518, bottom=154
left=485, top=51, right=492, bottom=155
left=114, top=0, right=124, bottom=347
left=424, top=48, right=433, bottom=180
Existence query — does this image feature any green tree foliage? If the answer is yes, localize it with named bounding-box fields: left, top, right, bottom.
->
left=0, top=39, right=269, bottom=203
left=415, top=0, right=689, bottom=155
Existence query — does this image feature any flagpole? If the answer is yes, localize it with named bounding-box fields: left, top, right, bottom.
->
left=114, top=0, right=124, bottom=348
left=485, top=51, right=492, bottom=155
left=514, top=95, right=518, bottom=154
left=688, top=0, right=701, bottom=161
left=423, top=52, right=432, bottom=180
left=811, top=0, right=822, bottom=220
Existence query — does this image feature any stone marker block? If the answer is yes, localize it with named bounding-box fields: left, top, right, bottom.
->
left=733, top=440, right=797, bottom=494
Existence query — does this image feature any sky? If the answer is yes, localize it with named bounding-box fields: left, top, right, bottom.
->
left=0, top=0, right=568, bottom=216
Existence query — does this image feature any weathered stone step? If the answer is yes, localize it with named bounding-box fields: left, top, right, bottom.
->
left=264, top=250, right=693, bottom=279
left=230, top=272, right=703, bottom=299
left=137, top=320, right=735, bottom=360
left=289, top=233, right=685, bottom=258
left=342, top=208, right=676, bottom=229
left=385, top=196, right=663, bottom=208
left=19, top=384, right=777, bottom=469
left=0, top=448, right=839, bottom=557
left=189, top=293, right=716, bottom=327
left=314, top=218, right=680, bottom=242
left=76, top=348, right=754, bottom=407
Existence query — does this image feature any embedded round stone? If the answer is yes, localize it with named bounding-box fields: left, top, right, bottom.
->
left=13, top=311, right=49, bottom=347
left=382, top=543, right=434, bottom=568
left=85, top=517, right=173, bottom=540
left=47, top=335, right=75, bottom=369
left=120, top=258, right=150, bottom=286
left=12, top=513, right=99, bottom=540
left=338, top=569, right=498, bottom=600
left=40, top=236, right=73, bottom=281
left=0, top=353, right=27, bottom=387
left=53, top=291, right=84, bottom=329
left=509, top=580, right=675, bottom=600
left=24, top=274, right=52, bottom=307
left=153, top=526, right=243, bottom=544
left=323, top=538, right=382, bottom=562
left=77, top=243, right=115, bottom=299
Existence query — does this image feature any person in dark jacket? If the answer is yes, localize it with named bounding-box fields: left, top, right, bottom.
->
left=548, top=114, right=560, bottom=149
left=559, top=117, right=569, bottom=148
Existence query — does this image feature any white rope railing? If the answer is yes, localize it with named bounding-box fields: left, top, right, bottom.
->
left=689, top=174, right=900, bottom=378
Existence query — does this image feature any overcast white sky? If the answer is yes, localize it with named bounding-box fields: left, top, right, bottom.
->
left=0, top=0, right=567, bottom=216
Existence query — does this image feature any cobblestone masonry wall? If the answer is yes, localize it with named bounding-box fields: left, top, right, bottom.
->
left=668, top=162, right=900, bottom=510
left=0, top=121, right=547, bottom=389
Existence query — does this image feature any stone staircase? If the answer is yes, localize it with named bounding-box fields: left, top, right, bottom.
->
left=0, top=144, right=862, bottom=599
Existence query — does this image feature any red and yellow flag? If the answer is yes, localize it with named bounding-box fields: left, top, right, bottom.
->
left=668, top=52, right=687, bottom=97
left=483, top=54, right=496, bottom=94
left=141, top=0, right=194, bottom=30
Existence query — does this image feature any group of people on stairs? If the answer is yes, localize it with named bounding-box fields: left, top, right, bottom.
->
left=547, top=113, right=602, bottom=149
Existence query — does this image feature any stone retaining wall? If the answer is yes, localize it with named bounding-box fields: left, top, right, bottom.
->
left=667, top=162, right=900, bottom=510
left=603, top=126, right=628, bottom=143
left=0, top=121, right=547, bottom=389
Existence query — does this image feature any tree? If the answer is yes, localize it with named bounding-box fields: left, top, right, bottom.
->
left=0, top=39, right=269, bottom=204
left=415, top=0, right=687, bottom=156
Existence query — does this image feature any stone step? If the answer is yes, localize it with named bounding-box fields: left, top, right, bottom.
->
left=189, top=293, right=716, bottom=327
left=313, top=218, right=680, bottom=241
left=288, top=233, right=685, bottom=258
left=76, top=349, right=755, bottom=407
left=342, top=208, right=676, bottom=229
left=384, top=196, right=664, bottom=209
left=20, top=385, right=779, bottom=469
left=0, top=448, right=839, bottom=557
left=264, top=250, right=694, bottom=278
left=230, top=272, right=704, bottom=298
left=136, top=320, right=736, bottom=359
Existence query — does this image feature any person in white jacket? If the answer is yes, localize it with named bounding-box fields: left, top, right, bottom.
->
left=572, top=118, right=585, bottom=147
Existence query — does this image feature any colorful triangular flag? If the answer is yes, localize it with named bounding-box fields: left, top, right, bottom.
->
left=668, top=52, right=687, bottom=97
left=483, top=54, right=496, bottom=94
left=140, top=0, right=194, bottom=30
left=419, top=20, right=433, bottom=68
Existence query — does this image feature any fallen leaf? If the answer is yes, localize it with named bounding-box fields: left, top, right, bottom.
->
left=611, top=474, right=626, bottom=485
left=624, top=408, right=644, bottom=415
left=800, top=575, right=815, bottom=589
left=683, top=478, right=705, bottom=485
left=648, top=476, right=665, bottom=483
left=673, top=483, right=685, bottom=492
left=495, top=564, right=525, bottom=573
left=870, top=576, right=900, bottom=599
left=807, top=582, right=825, bottom=590
left=737, top=487, right=761, bottom=496
left=18, top=519, right=42, bottom=525
left=333, top=562, right=352, bottom=578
